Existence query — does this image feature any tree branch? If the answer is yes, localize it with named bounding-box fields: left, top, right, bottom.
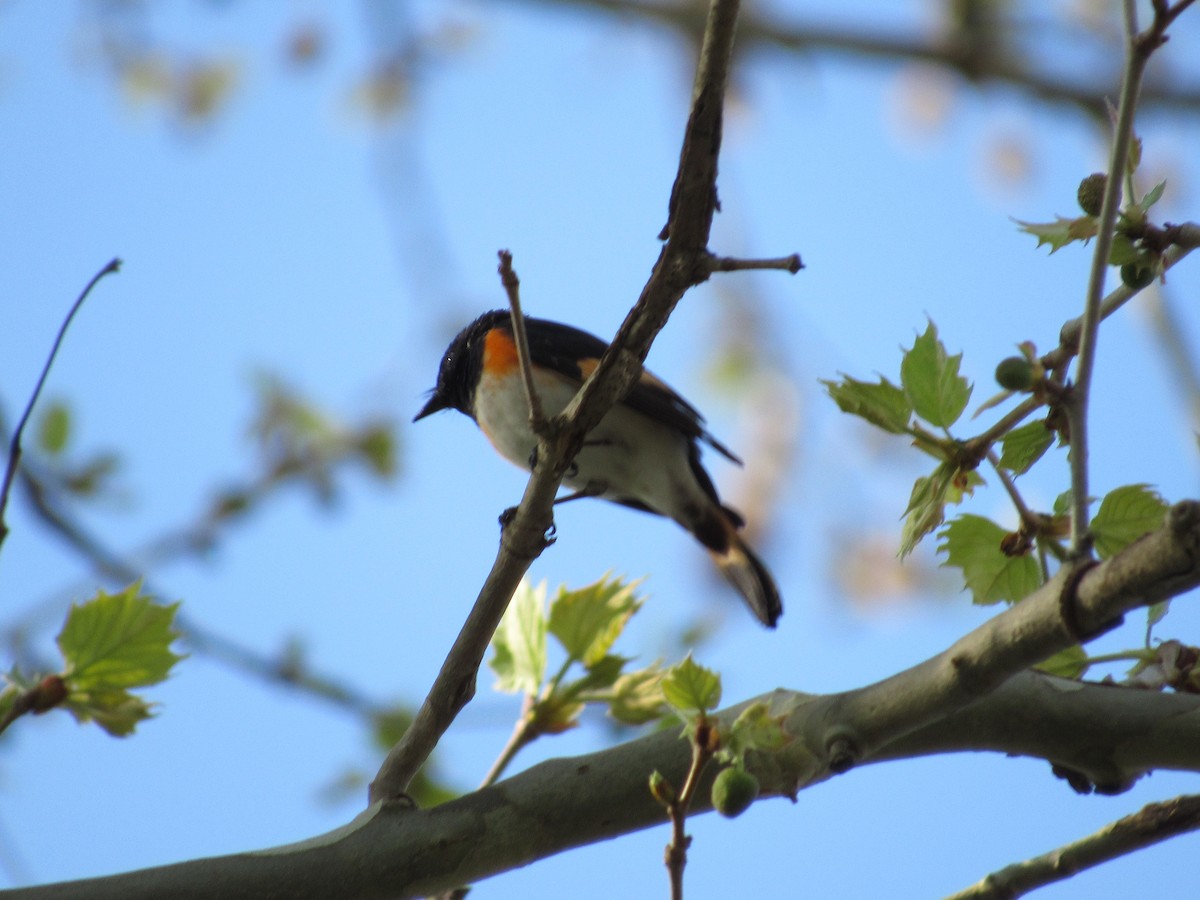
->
left=945, top=793, right=1200, bottom=900
left=509, top=0, right=1200, bottom=120
left=16, top=501, right=1200, bottom=898
left=0, top=258, right=120, bottom=552
left=1066, top=0, right=1159, bottom=554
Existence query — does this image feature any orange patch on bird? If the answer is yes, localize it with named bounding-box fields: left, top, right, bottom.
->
left=482, top=327, right=520, bottom=376
left=576, top=357, right=601, bottom=380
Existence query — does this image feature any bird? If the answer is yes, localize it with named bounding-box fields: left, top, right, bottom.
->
left=414, top=309, right=782, bottom=628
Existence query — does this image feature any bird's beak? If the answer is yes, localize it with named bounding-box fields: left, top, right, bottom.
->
left=413, top=393, right=448, bottom=422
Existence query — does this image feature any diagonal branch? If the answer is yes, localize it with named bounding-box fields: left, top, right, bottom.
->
left=945, top=794, right=1200, bottom=900
left=0, top=258, right=121, bottom=553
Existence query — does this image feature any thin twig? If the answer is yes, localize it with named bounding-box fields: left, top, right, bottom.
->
left=1065, top=1, right=1159, bottom=553
left=519, top=0, right=1200, bottom=119
left=945, top=794, right=1200, bottom=900
left=0, top=257, right=121, bottom=552
left=986, top=450, right=1038, bottom=531
left=497, top=250, right=547, bottom=432
left=664, top=728, right=715, bottom=900
left=708, top=253, right=803, bottom=273
left=479, top=695, right=538, bottom=788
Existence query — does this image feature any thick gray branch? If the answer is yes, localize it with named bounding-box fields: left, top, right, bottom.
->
left=13, top=502, right=1200, bottom=899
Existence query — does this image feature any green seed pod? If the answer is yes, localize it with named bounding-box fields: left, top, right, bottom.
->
left=711, top=767, right=759, bottom=819
left=1076, top=173, right=1107, bottom=217
left=1120, top=263, right=1154, bottom=290
left=995, top=356, right=1035, bottom=392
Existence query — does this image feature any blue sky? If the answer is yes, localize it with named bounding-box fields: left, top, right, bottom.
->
left=2, top=2, right=1199, bottom=897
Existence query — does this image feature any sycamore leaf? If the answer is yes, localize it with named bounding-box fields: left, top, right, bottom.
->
left=530, top=694, right=584, bottom=735
left=62, top=688, right=155, bottom=737
left=571, top=653, right=628, bottom=693
left=37, top=402, right=71, bottom=456
left=938, top=514, right=1042, bottom=605
left=900, top=463, right=983, bottom=558
left=1015, top=215, right=1097, bottom=253
left=661, top=655, right=721, bottom=715
left=821, top=375, right=912, bottom=435
left=548, top=575, right=643, bottom=668
left=718, top=702, right=792, bottom=766
left=490, top=579, right=547, bottom=695
left=1135, top=180, right=1166, bottom=214
left=1091, top=484, right=1168, bottom=560
left=1035, top=645, right=1089, bottom=680
left=997, top=420, right=1054, bottom=475
left=609, top=663, right=667, bottom=725
left=1108, top=233, right=1142, bottom=266
left=900, top=321, right=972, bottom=428
left=58, top=583, right=183, bottom=693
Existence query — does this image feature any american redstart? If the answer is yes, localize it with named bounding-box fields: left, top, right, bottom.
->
left=415, top=310, right=782, bottom=627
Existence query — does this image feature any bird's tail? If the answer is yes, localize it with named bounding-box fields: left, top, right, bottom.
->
left=688, top=504, right=781, bottom=628
left=710, top=529, right=783, bottom=628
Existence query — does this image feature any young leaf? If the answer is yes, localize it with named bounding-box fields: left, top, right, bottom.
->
left=62, top=688, right=154, bottom=737
left=1091, top=484, right=1169, bottom=560
left=548, top=575, right=643, bottom=668
left=571, top=653, right=628, bottom=693
left=490, top=579, right=547, bottom=695
left=609, top=664, right=667, bottom=725
left=1014, top=215, right=1097, bottom=253
left=1035, top=645, right=1088, bottom=680
left=37, top=401, right=71, bottom=455
left=58, top=583, right=183, bottom=692
left=900, top=321, right=972, bottom=428
left=938, top=514, right=1042, bottom=605
left=719, top=701, right=792, bottom=765
left=899, top=463, right=982, bottom=558
left=661, top=655, right=721, bottom=715
left=821, top=375, right=913, bottom=435
left=1134, top=180, right=1166, bottom=214
left=530, top=694, right=585, bottom=735
left=997, top=420, right=1053, bottom=475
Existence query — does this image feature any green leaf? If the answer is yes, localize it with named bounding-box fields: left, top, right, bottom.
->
left=938, top=514, right=1042, bottom=605
left=1127, top=134, right=1143, bottom=175
left=900, top=321, right=972, bottom=428
left=1053, top=490, right=1074, bottom=517
left=1135, top=180, right=1166, bottom=214
left=1147, top=600, right=1170, bottom=631
left=37, top=401, right=71, bottom=455
left=899, top=463, right=983, bottom=558
left=661, top=655, right=721, bottom=715
left=1091, top=484, right=1169, bottom=560
left=530, top=694, right=584, bottom=734
left=608, top=663, right=667, bottom=725
left=489, top=579, right=547, bottom=695
left=571, top=653, right=628, bottom=693
left=58, top=583, right=183, bottom=692
left=719, top=701, right=792, bottom=765
left=822, top=375, right=913, bottom=434
left=1014, top=215, right=1097, bottom=253
left=1035, top=645, right=1088, bottom=680
left=548, top=575, right=643, bottom=667
left=62, top=688, right=154, bottom=737
left=997, top=420, right=1053, bottom=475
left=1107, top=233, right=1142, bottom=266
